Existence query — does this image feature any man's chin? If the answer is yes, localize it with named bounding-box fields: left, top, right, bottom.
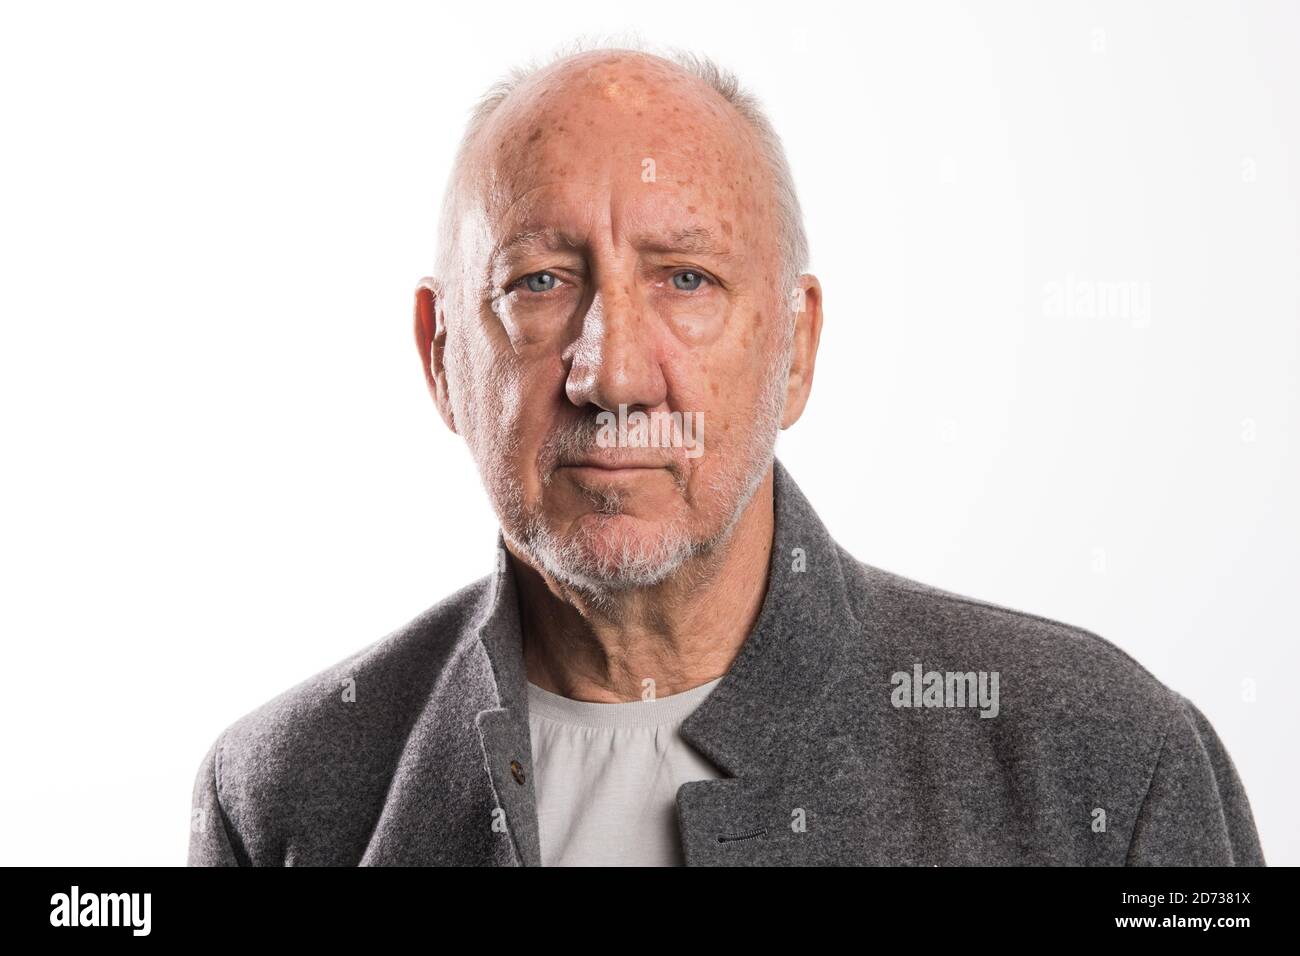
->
left=526, top=514, right=700, bottom=592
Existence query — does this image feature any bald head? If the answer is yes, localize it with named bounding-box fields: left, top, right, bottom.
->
left=434, top=45, right=808, bottom=311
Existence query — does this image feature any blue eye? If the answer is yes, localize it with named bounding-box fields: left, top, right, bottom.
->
left=672, top=271, right=705, bottom=291
left=522, top=272, right=558, bottom=293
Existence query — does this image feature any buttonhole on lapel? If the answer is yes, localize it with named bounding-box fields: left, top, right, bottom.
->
left=717, top=826, right=768, bottom=844
left=510, top=759, right=526, bottom=785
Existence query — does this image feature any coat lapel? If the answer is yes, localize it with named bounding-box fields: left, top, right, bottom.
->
left=675, top=459, right=867, bottom=864
left=472, top=548, right=544, bottom=867
left=359, top=546, right=540, bottom=866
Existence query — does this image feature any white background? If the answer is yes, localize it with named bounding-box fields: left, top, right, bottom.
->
left=1, top=0, right=1295, bottom=865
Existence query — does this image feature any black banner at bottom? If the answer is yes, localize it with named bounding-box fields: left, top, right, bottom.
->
left=11, top=865, right=1288, bottom=941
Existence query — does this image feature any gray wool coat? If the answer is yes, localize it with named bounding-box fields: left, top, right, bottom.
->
left=187, top=460, right=1265, bottom=866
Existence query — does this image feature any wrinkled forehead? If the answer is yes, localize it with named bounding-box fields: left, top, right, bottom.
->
left=459, top=55, right=778, bottom=261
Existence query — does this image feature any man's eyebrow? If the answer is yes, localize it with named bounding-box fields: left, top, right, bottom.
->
left=492, top=228, right=579, bottom=262
left=635, top=226, right=736, bottom=258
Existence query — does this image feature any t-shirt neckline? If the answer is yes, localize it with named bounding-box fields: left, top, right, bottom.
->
left=525, top=677, right=724, bottom=730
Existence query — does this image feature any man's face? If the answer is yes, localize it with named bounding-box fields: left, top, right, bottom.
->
left=432, top=53, right=796, bottom=593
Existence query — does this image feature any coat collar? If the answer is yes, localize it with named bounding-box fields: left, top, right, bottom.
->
left=471, top=457, right=864, bottom=865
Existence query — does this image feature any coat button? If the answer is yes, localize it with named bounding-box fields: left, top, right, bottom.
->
left=510, top=760, right=526, bottom=785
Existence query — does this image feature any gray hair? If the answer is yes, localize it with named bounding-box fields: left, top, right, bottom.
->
left=433, top=33, right=810, bottom=308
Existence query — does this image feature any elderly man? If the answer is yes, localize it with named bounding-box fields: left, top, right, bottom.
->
left=188, top=45, right=1264, bottom=866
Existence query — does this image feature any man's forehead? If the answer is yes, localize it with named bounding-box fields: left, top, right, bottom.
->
left=470, top=59, right=761, bottom=195
left=464, top=136, right=764, bottom=255
left=475, top=123, right=757, bottom=206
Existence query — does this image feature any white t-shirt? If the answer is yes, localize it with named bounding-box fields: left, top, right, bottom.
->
left=527, top=677, right=725, bottom=866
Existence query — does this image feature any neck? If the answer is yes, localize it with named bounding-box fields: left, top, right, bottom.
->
left=511, top=468, right=775, bottom=703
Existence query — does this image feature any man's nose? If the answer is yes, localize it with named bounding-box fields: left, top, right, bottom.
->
left=565, top=287, right=667, bottom=412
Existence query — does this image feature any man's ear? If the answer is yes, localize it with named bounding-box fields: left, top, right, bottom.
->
left=781, top=274, right=824, bottom=429
left=414, top=277, right=457, bottom=434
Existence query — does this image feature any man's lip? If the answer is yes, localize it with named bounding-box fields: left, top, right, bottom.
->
left=559, top=461, right=669, bottom=471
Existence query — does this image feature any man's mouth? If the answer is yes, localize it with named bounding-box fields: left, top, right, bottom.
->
left=560, top=462, right=667, bottom=475
left=556, top=451, right=677, bottom=479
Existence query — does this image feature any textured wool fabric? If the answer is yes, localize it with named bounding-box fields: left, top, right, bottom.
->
left=528, top=677, right=725, bottom=866
left=187, top=459, right=1266, bottom=866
